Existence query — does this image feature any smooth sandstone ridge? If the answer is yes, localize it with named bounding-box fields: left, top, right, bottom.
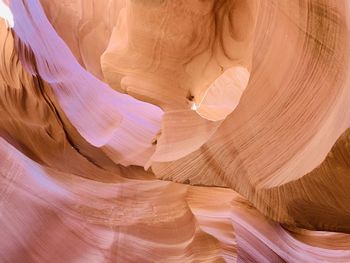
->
left=0, top=0, right=350, bottom=262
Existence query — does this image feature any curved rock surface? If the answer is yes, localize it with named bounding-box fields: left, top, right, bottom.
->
left=0, top=0, right=350, bottom=262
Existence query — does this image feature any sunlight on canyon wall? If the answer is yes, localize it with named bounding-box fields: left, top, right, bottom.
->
left=1, top=0, right=350, bottom=262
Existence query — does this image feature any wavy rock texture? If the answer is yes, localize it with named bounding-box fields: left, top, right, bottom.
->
left=1, top=0, right=350, bottom=262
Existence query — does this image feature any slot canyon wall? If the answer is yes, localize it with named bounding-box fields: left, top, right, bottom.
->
left=0, top=0, right=350, bottom=262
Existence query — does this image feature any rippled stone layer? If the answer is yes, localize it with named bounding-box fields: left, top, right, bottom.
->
left=1, top=0, right=350, bottom=262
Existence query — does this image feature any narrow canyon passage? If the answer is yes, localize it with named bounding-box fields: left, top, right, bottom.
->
left=0, top=0, right=350, bottom=262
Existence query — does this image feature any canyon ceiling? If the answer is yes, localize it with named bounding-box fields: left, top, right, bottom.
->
left=1, top=0, right=350, bottom=262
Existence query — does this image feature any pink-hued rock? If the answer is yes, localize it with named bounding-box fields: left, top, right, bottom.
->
left=9, top=0, right=163, bottom=167
left=1, top=0, right=350, bottom=261
left=1, top=138, right=350, bottom=262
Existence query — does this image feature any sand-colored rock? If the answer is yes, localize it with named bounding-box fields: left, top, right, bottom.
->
left=1, top=0, right=350, bottom=262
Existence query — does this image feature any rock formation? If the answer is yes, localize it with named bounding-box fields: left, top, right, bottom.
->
left=1, top=0, right=350, bottom=262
